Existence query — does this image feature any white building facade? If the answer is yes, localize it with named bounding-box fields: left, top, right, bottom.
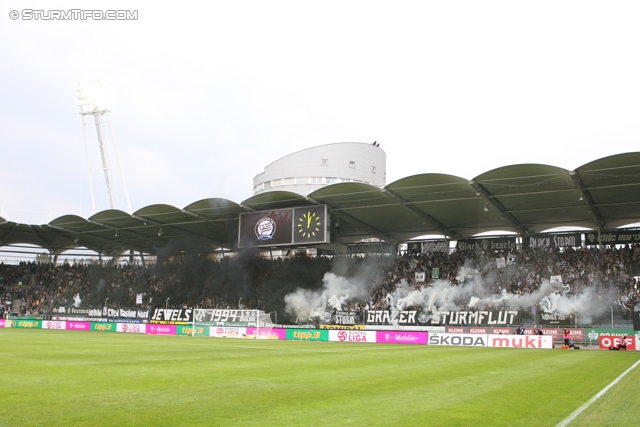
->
left=253, top=142, right=386, bottom=196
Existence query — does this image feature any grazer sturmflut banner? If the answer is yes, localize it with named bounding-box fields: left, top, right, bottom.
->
left=321, top=311, right=357, bottom=326
left=364, top=310, right=522, bottom=326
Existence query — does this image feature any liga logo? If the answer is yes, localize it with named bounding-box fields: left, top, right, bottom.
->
left=337, top=330, right=369, bottom=342
left=255, top=217, right=276, bottom=240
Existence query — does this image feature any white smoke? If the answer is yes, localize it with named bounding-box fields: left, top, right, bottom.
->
left=284, top=272, right=373, bottom=321
left=389, top=259, right=613, bottom=323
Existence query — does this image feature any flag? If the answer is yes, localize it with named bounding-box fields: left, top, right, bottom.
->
left=415, top=272, right=425, bottom=282
left=496, top=257, right=506, bottom=269
left=507, top=253, right=517, bottom=265
left=432, top=268, right=440, bottom=279
left=550, top=275, right=562, bottom=283
left=136, top=293, right=143, bottom=305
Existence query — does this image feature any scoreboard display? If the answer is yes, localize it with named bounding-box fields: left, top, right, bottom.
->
left=238, top=205, right=329, bottom=248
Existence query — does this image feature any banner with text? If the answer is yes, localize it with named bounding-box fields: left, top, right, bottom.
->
left=487, top=334, right=553, bottom=349
left=286, top=329, right=328, bottom=341
left=428, top=333, right=488, bottom=347
left=376, top=330, right=427, bottom=344
left=456, top=237, right=517, bottom=253
left=523, top=233, right=582, bottom=249
left=321, top=311, right=357, bottom=326
left=329, top=330, right=377, bottom=343
left=599, top=335, right=636, bottom=350
left=364, top=310, right=522, bottom=326
left=585, top=230, right=640, bottom=246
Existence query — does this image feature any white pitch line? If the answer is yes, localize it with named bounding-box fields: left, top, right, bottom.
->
left=556, top=358, right=640, bottom=427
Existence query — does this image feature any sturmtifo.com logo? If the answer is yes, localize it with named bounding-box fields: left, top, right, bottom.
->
left=255, top=217, right=276, bottom=240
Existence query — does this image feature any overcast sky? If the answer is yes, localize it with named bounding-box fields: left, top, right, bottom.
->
left=1, top=1, right=639, bottom=226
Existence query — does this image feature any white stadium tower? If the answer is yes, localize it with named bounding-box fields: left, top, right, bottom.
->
left=252, top=142, right=386, bottom=196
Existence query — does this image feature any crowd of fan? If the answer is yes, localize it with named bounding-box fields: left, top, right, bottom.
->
left=1, top=243, right=639, bottom=319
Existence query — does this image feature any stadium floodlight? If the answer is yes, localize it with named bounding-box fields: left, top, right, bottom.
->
left=77, top=80, right=132, bottom=214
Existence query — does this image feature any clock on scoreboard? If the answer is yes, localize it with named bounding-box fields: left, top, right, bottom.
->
left=292, top=205, right=329, bottom=244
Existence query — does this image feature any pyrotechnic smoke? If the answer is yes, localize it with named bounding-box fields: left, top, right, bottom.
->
left=389, top=259, right=613, bottom=323
left=283, top=256, right=392, bottom=322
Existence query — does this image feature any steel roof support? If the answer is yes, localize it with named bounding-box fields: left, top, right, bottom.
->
left=469, top=180, right=529, bottom=235
left=0, top=222, right=19, bottom=246
left=569, top=170, right=606, bottom=230
left=381, top=188, right=452, bottom=238
left=306, top=197, right=397, bottom=243
left=132, top=213, right=230, bottom=249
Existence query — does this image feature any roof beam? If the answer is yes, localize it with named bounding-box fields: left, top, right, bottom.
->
left=569, top=170, right=606, bottom=230
left=132, top=213, right=230, bottom=249
left=381, top=188, right=452, bottom=238
left=46, top=224, right=149, bottom=254
left=28, top=225, right=54, bottom=251
left=306, top=196, right=398, bottom=243
left=469, top=180, right=529, bottom=235
left=0, top=222, right=20, bottom=246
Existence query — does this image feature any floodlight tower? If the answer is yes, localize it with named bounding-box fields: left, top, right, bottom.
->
left=76, top=80, right=132, bottom=214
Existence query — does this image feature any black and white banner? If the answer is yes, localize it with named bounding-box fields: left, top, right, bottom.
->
left=150, top=308, right=193, bottom=323
left=537, top=312, right=573, bottom=326
left=194, top=309, right=258, bottom=324
left=523, top=233, right=582, bottom=249
left=456, top=238, right=517, bottom=252
left=585, top=230, right=640, bottom=246
left=52, top=307, right=149, bottom=321
left=321, top=311, right=357, bottom=326
left=364, top=310, right=522, bottom=326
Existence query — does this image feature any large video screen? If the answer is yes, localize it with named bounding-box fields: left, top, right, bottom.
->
left=238, top=205, right=329, bottom=248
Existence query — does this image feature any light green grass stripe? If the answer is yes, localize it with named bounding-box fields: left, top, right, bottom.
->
left=556, top=358, right=640, bottom=427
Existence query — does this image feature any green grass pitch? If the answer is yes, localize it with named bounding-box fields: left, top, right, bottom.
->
left=1, top=329, right=638, bottom=426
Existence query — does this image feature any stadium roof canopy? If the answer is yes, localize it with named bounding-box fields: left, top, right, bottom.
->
left=1, top=152, right=640, bottom=257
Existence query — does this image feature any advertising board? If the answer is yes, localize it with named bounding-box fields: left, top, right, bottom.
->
left=146, top=324, right=177, bottom=335
left=486, top=334, right=554, bottom=349
left=209, top=327, right=247, bottom=338
left=42, top=320, right=65, bottom=330
left=375, top=331, right=427, bottom=345
left=117, top=323, right=145, bottom=333
left=246, top=328, right=286, bottom=340
left=328, top=330, right=376, bottom=343
left=428, top=333, right=487, bottom=347
left=14, top=320, right=41, bottom=328
left=91, top=322, right=116, bottom=332
left=176, top=325, right=209, bottom=336
left=320, top=324, right=365, bottom=330
left=66, top=321, right=91, bottom=331
left=598, top=336, right=636, bottom=350
left=286, top=329, right=328, bottom=341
